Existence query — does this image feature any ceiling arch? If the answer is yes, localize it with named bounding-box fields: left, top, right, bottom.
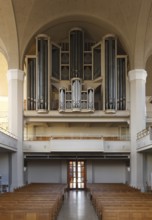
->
left=21, top=14, right=131, bottom=68
left=0, top=0, right=150, bottom=70
left=0, top=0, right=19, bottom=68
left=134, top=0, right=152, bottom=69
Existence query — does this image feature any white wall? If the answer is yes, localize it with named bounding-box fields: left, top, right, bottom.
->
left=146, top=153, right=152, bottom=188
left=27, top=160, right=67, bottom=184
left=26, top=159, right=128, bottom=185
left=61, top=160, right=67, bottom=183
left=89, top=160, right=127, bottom=183
left=0, top=152, right=9, bottom=184
left=86, top=160, right=93, bottom=183
left=0, top=96, right=8, bottom=130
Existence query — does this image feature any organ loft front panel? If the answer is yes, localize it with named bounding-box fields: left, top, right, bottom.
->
left=25, top=28, right=127, bottom=113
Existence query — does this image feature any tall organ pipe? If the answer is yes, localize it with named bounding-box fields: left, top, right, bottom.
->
left=70, top=28, right=83, bottom=79
left=119, top=59, right=123, bottom=110
left=27, top=58, right=36, bottom=110
left=122, top=59, right=126, bottom=110
left=30, top=59, right=34, bottom=110
left=59, top=88, right=65, bottom=111
left=44, top=40, right=48, bottom=110
left=37, top=37, right=49, bottom=111
left=117, top=58, right=126, bottom=110
left=72, top=78, right=81, bottom=109
left=88, top=89, right=94, bottom=110
left=105, top=36, right=116, bottom=110
left=117, top=58, right=120, bottom=110
left=27, top=60, right=31, bottom=110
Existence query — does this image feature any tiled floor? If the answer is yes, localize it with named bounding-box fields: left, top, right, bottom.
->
left=57, top=190, right=99, bottom=220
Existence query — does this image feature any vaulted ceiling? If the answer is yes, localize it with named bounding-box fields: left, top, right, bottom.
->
left=0, top=0, right=151, bottom=70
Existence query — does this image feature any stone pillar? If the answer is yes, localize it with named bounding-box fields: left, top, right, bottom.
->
left=129, top=69, right=147, bottom=190
left=7, top=69, right=24, bottom=190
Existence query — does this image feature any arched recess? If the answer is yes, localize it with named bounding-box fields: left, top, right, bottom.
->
left=21, top=14, right=130, bottom=68
left=0, top=0, right=19, bottom=69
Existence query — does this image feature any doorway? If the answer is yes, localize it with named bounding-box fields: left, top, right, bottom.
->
left=68, top=160, right=86, bottom=189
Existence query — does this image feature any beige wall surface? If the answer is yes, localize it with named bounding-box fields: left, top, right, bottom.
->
left=0, top=53, right=8, bottom=96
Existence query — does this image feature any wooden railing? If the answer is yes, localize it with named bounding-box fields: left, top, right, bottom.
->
left=24, top=135, right=130, bottom=141
left=137, top=127, right=152, bottom=140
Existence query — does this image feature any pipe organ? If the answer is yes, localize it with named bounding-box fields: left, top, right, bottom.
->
left=25, top=28, right=127, bottom=113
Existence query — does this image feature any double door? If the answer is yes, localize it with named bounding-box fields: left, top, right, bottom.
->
left=68, top=160, right=86, bottom=189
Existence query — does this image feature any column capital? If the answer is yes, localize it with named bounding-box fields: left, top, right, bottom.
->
left=7, top=69, right=24, bottom=81
left=128, top=69, right=147, bottom=81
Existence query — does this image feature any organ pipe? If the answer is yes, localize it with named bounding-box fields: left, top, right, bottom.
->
left=44, top=40, right=48, bottom=110
left=37, top=36, right=49, bottom=112
left=88, top=89, right=94, bottom=110
left=27, top=57, right=36, bottom=110
left=70, top=28, right=83, bottom=79
left=72, top=78, right=81, bottom=109
left=59, top=77, right=94, bottom=112
left=59, top=88, right=65, bottom=111
left=105, top=36, right=117, bottom=111
left=117, top=57, right=126, bottom=110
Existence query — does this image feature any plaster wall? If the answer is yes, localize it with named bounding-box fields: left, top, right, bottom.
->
left=0, top=153, right=9, bottom=184
left=26, top=159, right=127, bottom=184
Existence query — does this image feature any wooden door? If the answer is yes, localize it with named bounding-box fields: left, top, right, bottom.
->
left=68, top=160, right=86, bottom=189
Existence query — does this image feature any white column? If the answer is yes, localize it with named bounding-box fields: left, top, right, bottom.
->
left=129, top=69, right=147, bottom=190
left=7, top=69, right=24, bottom=190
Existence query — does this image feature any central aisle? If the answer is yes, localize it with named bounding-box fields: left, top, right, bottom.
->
left=57, top=191, right=98, bottom=220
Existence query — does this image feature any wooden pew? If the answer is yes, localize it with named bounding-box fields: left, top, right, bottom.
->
left=87, top=183, right=152, bottom=220
left=0, top=183, right=67, bottom=220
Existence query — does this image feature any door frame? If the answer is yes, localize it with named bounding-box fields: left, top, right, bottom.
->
left=67, top=160, right=87, bottom=190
